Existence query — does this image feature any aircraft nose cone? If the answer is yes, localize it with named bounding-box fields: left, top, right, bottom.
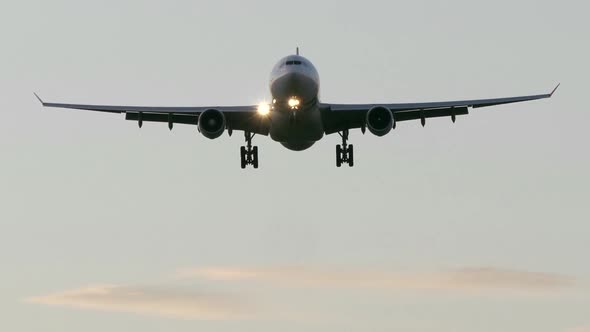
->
left=271, top=71, right=318, bottom=104
left=282, top=72, right=302, bottom=85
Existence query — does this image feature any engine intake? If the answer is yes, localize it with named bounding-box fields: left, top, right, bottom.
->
left=366, top=106, right=394, bottom=136
left=198, top=109, right=226, bottom=139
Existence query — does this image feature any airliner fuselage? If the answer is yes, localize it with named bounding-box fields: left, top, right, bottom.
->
left=268, top=55, right=323, bottom=151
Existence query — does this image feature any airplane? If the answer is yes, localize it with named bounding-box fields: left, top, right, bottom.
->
left=35, top=48, right=559, bottom=169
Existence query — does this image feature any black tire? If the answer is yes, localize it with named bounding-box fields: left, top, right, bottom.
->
left=240, top=146, right=247, bottom=169
left=336, top=145, right=342, bottom=167
left=252, top=146, right=259, bottom=169
left=348, top=144, right=354, bottom=167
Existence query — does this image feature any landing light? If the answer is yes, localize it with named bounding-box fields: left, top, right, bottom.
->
left=288, top=97, right=301, bottom=109
left=257, top=103, right=271, bottom=116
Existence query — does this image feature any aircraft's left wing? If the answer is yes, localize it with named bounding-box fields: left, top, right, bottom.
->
left=34, top=94, right=269, bottom=135
left=320, top=84, right=559, bottom=134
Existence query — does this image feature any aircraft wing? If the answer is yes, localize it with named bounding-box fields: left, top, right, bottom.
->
left=320, top=84, right=559, bottom=134
left=34, top=94, right=270, bottom=135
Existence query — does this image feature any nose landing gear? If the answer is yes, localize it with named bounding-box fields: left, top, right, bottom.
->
left=336, top=129, right=354, bottom=167
left=240, top=132, right=259, bottom=169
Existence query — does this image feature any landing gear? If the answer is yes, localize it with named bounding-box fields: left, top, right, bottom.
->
left=336, top=129, right=354, bottom=167
left=240, top=132, right=259, bottom=169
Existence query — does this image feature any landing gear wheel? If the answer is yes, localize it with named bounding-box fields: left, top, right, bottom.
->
left=252, top=146, right=259, bottom=169
left=335, top=130, right=354, bottom=167
left=336, top=145, right=342, bottom=167
left=240, top=132, right=259, bottom=169
left=240, top=146, right=247, bottom=169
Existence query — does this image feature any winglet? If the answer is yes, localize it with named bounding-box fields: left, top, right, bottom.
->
left=33, top=92, right=45, bottom=105
left=550, top=83, right=560, bottom=97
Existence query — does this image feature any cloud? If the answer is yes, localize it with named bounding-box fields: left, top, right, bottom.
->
left=567, top=327, right=590, bottom=332
left=26, top=284, right=253, bottom=320
left=27, top=266, right=573, bottom=321
left=176, top=266, right=573, bottom=293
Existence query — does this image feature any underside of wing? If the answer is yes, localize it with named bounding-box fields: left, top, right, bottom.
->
left=34, top=94, right=269, bottom=135
left=321, top=85, right=559, bottom=134
left=123, top=111, right=270, bottom=135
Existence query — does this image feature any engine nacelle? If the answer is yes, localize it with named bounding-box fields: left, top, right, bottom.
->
left=198, top=109, right=226, bottom=139
left=366, top=106, right=394, bottom=136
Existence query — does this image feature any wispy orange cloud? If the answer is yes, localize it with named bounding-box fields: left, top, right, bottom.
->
left=26, top=285, right=253, bottom=320
left=176, top=266, right=573, bottom=293
left=27, top=266, right=574, bottom=321
left=567, top=326, right=590, bottom=332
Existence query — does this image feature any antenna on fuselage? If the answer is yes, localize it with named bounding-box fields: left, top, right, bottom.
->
left=296, top=47, right=299, bottom=55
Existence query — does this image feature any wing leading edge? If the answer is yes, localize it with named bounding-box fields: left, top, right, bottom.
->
left=34, top=93, right=257, bottom=114
left=35, top=84, right=558, bottom=136
left=34, top=94, right=269, bottom=135
left=321, top=84, right=559, bottom=134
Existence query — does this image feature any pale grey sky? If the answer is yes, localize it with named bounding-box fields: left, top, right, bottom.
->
left=1, top=0, right=589, bottom=331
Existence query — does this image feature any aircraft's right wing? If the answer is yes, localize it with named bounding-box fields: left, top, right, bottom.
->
left=34, top=94, right=270, bottom=135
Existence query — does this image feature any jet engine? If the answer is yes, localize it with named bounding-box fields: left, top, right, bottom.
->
left=198, top=109, right=226, bottom=139
left=366, top=106, right=394, bottom=136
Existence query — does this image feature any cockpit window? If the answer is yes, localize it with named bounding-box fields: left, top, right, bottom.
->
left=286, top=60, right=303, bottom=65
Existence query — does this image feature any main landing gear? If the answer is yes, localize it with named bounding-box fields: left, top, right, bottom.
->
left=336, top=129, right=354, bottom=167
left=240, top=132, right=259, bottom=169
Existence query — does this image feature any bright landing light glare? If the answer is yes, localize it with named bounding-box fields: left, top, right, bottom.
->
left=288, top=97, right=301, bottom=109
left=257, top=103, right=271, bottom=116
